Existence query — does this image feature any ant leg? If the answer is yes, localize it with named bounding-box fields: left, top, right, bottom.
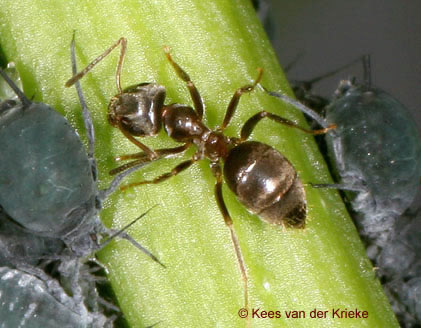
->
left=117, top=121, right=158, bottom=159
left=240, top=111, right=336, bottom=141
left=109, top=144, right=190, bottom=176
left=220, top=68, right=263, bottom=131
left=120, top=157, right=197, bottom=191
left=116, top=144, right=190, bottom=161
left=65, top=37, right=127, bottom=94
left=164, top=47, right=204, bottom=120
left=210, top=162, right=249, bottom=315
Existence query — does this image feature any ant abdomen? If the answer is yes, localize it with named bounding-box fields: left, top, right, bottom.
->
left=108, top=83, right=166, bottom=136
left=224, top=141, right=306, bottom=228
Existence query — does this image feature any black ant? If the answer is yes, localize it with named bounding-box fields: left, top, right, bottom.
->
left=66, top=37, right=335, bottom=314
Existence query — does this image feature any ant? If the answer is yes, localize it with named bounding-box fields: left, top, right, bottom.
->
left=66, top=37, right=335, bottom=314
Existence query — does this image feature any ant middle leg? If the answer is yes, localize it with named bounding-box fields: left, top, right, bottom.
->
left=220, top=68, right=263, bottom=131
left=164, top=47, right=204, bottom=120
left=240, top=111, right=336, bottom=141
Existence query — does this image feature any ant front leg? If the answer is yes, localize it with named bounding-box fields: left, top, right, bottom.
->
left=240, top=111, right=336, bottom=141
left=210, top=162, right=249, bottom=317
left=164, top=47, right=204, bottom=120
left=220, top=68, right=263, bottom=131
left=110, top=144, right=191, bottom=176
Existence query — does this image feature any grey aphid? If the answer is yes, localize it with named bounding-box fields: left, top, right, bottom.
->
left=0, top=266, right=108, bottom=328
left=265, top=56, right=421, bottom=238
left=0, top=37, right=162, bottom=326
left=0, top=40, right=161, bottom=261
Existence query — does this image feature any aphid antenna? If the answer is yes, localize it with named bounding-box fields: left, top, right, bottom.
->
left=99, top=204, right=165, bottom=267
left=283, top=51, right=305, bottom=73
left=362, top=55, right=372, bottom=88
left=0, top=68, right=31, bottom=107
left=261, top=85, right=330, bottom=129
left=289, top=55, right=365, bottom=89
left=70, top=31, right=95, bottom=159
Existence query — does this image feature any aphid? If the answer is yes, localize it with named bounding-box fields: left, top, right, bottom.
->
left=66, top=37, right=334, bottom=310
left=266, top=56, right=421, bottom=247
left=0, top=44, right=161, bottom=263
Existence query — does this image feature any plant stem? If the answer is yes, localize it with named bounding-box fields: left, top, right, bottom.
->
left=0, top=1, right=398, bottom=327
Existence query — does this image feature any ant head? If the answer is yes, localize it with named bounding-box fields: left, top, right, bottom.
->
left=108, top=82, right=166, bottom=136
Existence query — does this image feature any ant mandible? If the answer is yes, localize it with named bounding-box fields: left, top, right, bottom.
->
left=66, top=37, right=335, bottom=313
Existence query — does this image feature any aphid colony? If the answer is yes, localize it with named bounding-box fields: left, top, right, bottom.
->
left=0, top=38, right=162, bottom=327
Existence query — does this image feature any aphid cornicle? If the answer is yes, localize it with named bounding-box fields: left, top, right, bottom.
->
left=0, top=37, right=163, bottom=326
left=66, top=37, right=334, bottom=312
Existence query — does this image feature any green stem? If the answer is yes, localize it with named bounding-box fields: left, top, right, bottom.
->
left=0, top=1, right=397, bottom=327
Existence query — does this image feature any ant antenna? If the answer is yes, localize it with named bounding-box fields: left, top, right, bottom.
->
left=0, top=68, right=31, bottom=107
left=99, top=205, right=165, bottom=267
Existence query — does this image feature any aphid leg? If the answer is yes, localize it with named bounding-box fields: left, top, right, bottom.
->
left=220, top=68, right=263, bottom=131
left=58, top=259, right=85, bottom=306
left=240, top=110, right=336, bottom=141
left=99, top=160, right=160, bottom=200
left=110, top=144, right=190, bottom=176
left=120, top=157, right=197, bottom=191
left=99, top=206, right=166, bottom=267
left=70, top=32, right=96, bottom=162
left=66, top=37, right=127, bottom=94
left=164, top=47, right=204, bottom=120
left=211, top=162, right=249, bottom=318
left=310, top=182, right=367, bottom=192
